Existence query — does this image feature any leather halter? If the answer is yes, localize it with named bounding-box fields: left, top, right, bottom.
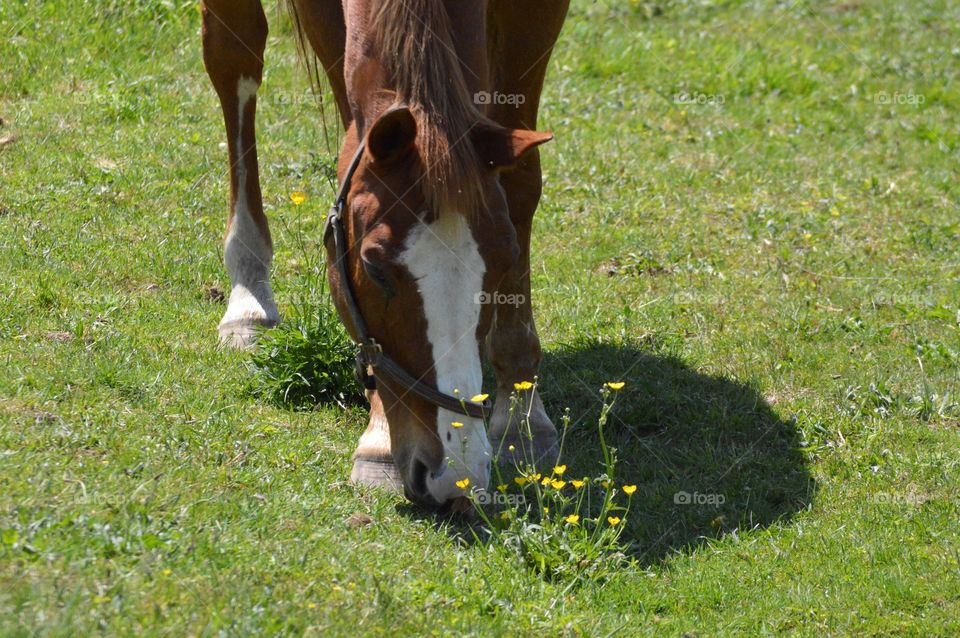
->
left=323, top=141, right=491, bottom=420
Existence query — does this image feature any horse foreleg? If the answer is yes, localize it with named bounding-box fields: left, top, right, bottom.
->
left=487, top=160, right=559, bottom=467
left=485, top=0, right=569, bottom=467
left=202, top=0, right=278, bottom=348
left=351, top=389, right=402, bottom=489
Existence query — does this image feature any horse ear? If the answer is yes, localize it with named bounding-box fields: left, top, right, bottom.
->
left=367, top=106, right=417, bottom=162
left=472, top=123, right=554, bottom=170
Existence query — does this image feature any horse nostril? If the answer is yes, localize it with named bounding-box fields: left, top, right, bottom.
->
left=411, top=458, right=429, bottom=499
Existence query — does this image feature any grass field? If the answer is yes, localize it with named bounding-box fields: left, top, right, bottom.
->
left=2, top=0, right=959, bottom=635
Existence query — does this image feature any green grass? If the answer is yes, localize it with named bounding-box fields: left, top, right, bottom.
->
left=2, top=0, right=959, bottom=634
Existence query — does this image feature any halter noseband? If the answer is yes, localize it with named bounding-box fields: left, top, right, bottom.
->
left=322, top=141, right=491, bottom=420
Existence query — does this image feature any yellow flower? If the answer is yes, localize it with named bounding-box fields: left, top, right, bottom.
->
left=451, top=421, right=464, bottom=428
left=571, top=480, right=585, bottom=489
left=497, top=484, right=507, bottom=493
left=455, top=478, right=470, bottom=490
left=541, top=476, right=551, bottom=486
left=543, top=507, right=549, bottom=514
left=470, top=393, right=488, bottom=403
left=601, top=480, right=613, bottom=489
left=607, top=516, right=622, bottom=526
left=161, top=568, right=172, bottom=576
left=514, top=477, right=528, bottom=487
left=500, top=511, right=511, bottom=520
left=553, top=464, right=567, bottom=476
left=289, top=191, right=306, bottom=205
left=513, top=380, right=534, bottom=391
left=606, top=381, right=625, bottom=391
left=550, top=479, right=566, bottom=489
left=529, top=473, right=541, bottom=481
left=564, top=514, right=580, bottom=525
left=622, top=484, right=637, bottom=495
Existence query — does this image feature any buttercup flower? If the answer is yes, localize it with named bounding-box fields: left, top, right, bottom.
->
left=607, top=516, right=622, bottom=525
left=513, top=380, right=535, bottom=391
left=553, top=464, right=567, bottom=476
left=564, top=514, right=580, bottom=524
left=456, top=478, right=470, bottom=490
left=451, top=421, right=464, bottom=428
left=622, top=484, right=637, bottom=495
left=497, top=484, right=507, bottom=493
left=289, top=191, right=306, bottom=205
left=470, top=393, right=488, bottom=403
left=529, top=473, right=541, bottom=481
left=606, top=381, right=625, bottom=391
left=500, top=511, right=510, bottom=521
left=550, top=479, right=566, bottom=489
left=571, top=480, right=585, bottom=489
left=514, top=477, right=528, bottom=487
left=541, top=476, right=552, bottom=486
left=601, top=480, right=613, bottom=489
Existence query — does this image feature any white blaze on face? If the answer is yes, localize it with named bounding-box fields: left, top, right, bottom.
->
left=399, top=213, right=491, bottom=502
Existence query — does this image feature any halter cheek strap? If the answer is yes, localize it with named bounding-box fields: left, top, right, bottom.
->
left=323, top=142, right=491, bottom=420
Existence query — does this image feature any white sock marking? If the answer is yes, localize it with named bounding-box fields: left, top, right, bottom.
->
left=220, top=76, right=278, bottom=331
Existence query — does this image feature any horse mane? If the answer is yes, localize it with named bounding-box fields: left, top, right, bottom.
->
left=371, top=0, right=485, bottom=215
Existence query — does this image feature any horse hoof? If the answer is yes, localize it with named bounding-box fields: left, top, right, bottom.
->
left=350, top=457, right=403, bottom=491
left=489, top=433, right=559, bottom=471
left=217, top=318, right=276, bottom=349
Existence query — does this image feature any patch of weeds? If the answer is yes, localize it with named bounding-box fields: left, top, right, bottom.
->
left=597, top=250, right=674, bottom=277
left=910, top=378, right=958, bottom=423
left=840, top=315, right=866, bottom=334
left=277, top=150, right=338, bottom=184
left=33, top=275, right=59, bottom=311
left=247, top=296, right=360, bottom=410
left=914, top=337, right=959, bottom=367
left=844, top=382, right=901, bottom=419
left=842, top=382, right=957, bottom=422
left=466, top=381, right=636, bottom=584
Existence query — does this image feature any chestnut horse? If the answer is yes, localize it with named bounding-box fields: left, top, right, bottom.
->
left=200, top=0, right=568, bottom=508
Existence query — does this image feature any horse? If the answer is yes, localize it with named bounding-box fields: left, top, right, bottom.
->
left=200, top=0, right=569, bottom=509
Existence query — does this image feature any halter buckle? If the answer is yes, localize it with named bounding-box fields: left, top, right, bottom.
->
left=323, top=204, right=342, bottom=242
left=358, top=340, right=383, bottom=367
left=353, top=340, right=381, bottom=391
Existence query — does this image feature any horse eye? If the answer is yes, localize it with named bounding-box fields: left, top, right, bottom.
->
left=362, top=258, right=394, bottom=294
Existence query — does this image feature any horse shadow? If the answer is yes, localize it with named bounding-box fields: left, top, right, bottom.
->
left=402, top=338, right=815, bottom=566
left=536, top=338, right=815, bottom=565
